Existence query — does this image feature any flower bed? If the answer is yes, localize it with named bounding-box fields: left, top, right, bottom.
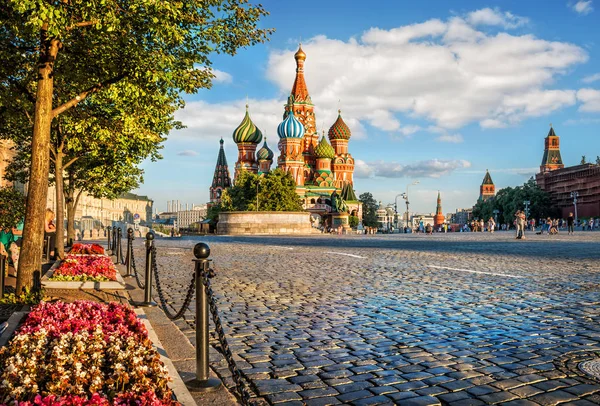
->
left=50, top=255, right=117, bottom=282
left=70, top=243, right=105, bottom=255
left=0, top=301, right=178, bottom=405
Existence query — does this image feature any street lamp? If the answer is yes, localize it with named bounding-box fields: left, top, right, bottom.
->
left=394, top=194, right=404, bottom=232
left=256, top=182, right=259, bottom=212
left=523, top=200, right=530, bottom=220
left=405, top=181, right=419, bottom=229
left=492, top=209, right=500, bottom=226
left=570, top=191, right=579, bottom=223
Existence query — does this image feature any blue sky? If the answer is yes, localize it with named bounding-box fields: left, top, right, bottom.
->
left=134, top=0, right=600, bottom=215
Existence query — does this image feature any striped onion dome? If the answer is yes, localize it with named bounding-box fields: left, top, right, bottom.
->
left=277, top=110, right=305, bottom=139
left=328, top=110, right=351, bottom=141
left=257, top=139, right=274, bottom=161
left=233, top=105, right=263, bottom=144
left=314, top=136, right=335, bottom=159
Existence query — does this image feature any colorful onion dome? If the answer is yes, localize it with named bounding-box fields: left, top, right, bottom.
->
left=277, top=109, right=305, bottom=139
left=328, top=110, right=351, bottom=141
left=233, top=105, right=263, bottom=144
left=314, top=136, right=335, bottom=159
left=257, top=139, right=274, bottom=161
left=295, top=44, right=306, bottom=62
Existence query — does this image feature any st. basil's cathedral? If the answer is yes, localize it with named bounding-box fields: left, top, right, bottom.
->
left=210, top=45, right=361, bottom=221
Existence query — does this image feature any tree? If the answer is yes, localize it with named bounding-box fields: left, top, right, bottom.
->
left=348, top=216, right=359, bottom=228
left=359, top=192, right=379, bottom=227
left=0, top=0, right=272, bottom=291
left=221, top=169, right=304, bottom=212
left=581, top=156, right=587, bottom=165
left=596, top=156, right=600, bottom=165
left=0, top=187, right=26, bottom=230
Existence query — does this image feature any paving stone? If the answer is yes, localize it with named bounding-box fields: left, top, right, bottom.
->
left=530, top=390, right=580, bottom=405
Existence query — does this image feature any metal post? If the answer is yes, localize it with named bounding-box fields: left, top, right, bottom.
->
left=0, top=255, right=5, bottom=298
left=117, top=227, right=123, bottom=264
left=112, top=227, right=117, bottom=253
left=107, top=226, right=112, bottom=251
left=186, top=242, right=221, bottom=392
left=125, top=228, right=134, bottom=277
left=132, top=232, right=157, bottom=307
left=45, top=235, right=51, bottom=262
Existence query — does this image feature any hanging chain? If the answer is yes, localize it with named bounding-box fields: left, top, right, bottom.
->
left=201, top=267, right=254, bottom=406
left=130, top=238, right=145, bottom=289
left=151, top=244, right=196, bottom=321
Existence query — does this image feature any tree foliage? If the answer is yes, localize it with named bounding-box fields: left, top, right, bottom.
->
left=0, top=187, right=26, bottom=230
left=473, top=178, right=558, bottom=224
left=581, top=156, right=587, bottom=165
left=0, top=0, right=272, bottom=290
left=359, top=192, right=379, bottom=227
left=221, top=169, right=304, bottom=212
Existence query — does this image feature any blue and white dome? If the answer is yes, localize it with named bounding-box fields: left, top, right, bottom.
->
left=277, top=110, right=305, bottom=139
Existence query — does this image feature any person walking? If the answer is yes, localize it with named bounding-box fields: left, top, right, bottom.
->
left=44, top=209, right=57, bottom=260
left=488, top=217, right=495, bottom=233
left=515, top=210, right=526, bottom=239
left=567, top=212, right=575, bottom=235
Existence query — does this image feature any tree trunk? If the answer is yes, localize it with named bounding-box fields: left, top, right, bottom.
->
left=54, top=150, right=65, bottom=258
left=16, top=36, right=60, bottom=293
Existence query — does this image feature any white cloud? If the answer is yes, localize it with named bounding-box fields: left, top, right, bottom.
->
left=582, top=73, right=600, bottom=83
left=571, top=1, right=594, bottom=14
left=212, top=69, right=233, bottom=83
left=564, top=117, right=600, bottom=125
left=577, top=88, right=600, bottom=112
left=436, top=134, right=464, bottom=143
left=356, top=159, right=471, bottom=179
left=177, top=150, right=198, bottom=156
left=265, top=12, right=587, bottom=133
left=467, top=8, right=529, bottom=29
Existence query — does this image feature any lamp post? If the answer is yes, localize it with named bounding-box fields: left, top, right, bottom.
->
left=492, top=209, right=499, bottom=226
left=256, top=182, right=259, bottom=212
left=570, top=191, right=579, bottom=224
left=394, top=194, right=404, bottom=232
left=405, top=181, right=419, bottom=229
left=523, top=200, right=530, bottom=220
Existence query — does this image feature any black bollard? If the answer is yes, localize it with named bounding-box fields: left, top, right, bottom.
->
left=116, top=227, right=123, bottom=264
left=45, top=235, right=51, bottom=262
left=186, top=243, right=221, bottom=392
left=107, top=226, right=112, bottom=252
left=112, top=227, right=117, bottom=254
left=124, top=228, right=134, bottom=277
left=0, top=255, right=5, bottom=298
left=132, top=233, right=157, bottom=307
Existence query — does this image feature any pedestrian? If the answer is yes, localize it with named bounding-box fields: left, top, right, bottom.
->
left=567, top=212, right=575, bottom=235
left=488, top=217, right=495, bottom=233
left=515, top=210, right=526, bottom=239
left=43, top=208, right=58, bottom=260
left=480, top=219, right=485, bottom=232
left=590, top=217, right=595, bottom=231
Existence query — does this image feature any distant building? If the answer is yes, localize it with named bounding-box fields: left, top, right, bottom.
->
left=433, top=191, right=445, bottom=226
left=479, top=170, right=495, bottom=201
left=0, top=140, right=16, bottom=188
left=376, top=202, right=395, bottom=231
left=177, top=205, right=208, bottom=228
left=411, top=213, right=435, bottom=229
left=451, top=208, right=473, bottom=225
left=535, top=126, right=600, bottom=218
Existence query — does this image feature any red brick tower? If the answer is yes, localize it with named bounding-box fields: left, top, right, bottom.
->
left=540, top=125, right=564, bottom=173
left=479, top=170, right=495, bottom=202
left=434, top=191, right=445, bottom=227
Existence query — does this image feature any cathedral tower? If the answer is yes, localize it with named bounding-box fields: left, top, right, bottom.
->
left=277, top=110, right=306, bottom=188
left=328, top=110, right=354, bottom=188
left=434, top=191, right=445, bottom=227
left=257, top=139, right=274, bottom=175
left=232, top=105, right=262, bottom=181
left=540, top=125, right=564, bottom=173
left=209, top=138, right=232, bottom=205
left=313, top=135, right=335, bottom=187
left=479, top=170, right=495, bottom=201
left=285, top=45, right=318, bottom=169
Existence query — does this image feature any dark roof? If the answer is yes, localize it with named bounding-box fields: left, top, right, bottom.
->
left=211, top=138, right=232, bottom=189
left=482, top=171, right=494, bottom=185
left=119, top=192, right=152, bottom=202
left=547, top=127, right=557, bottom=137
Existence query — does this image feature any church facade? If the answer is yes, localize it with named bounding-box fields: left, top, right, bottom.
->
left=210, top=45, right=361, bottom=221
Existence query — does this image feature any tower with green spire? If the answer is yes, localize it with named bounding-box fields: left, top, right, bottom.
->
left=210, top=138, right=232, bottom=205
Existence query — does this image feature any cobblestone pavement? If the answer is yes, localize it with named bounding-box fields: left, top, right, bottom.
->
left=131, top=231, right=600, bottom=405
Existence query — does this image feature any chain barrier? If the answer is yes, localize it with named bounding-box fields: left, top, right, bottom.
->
left=129, top=237, right=145, bottom=289
left=151, top=244, right=196, bottom=321
left=201, top=266, right=254, bottom=405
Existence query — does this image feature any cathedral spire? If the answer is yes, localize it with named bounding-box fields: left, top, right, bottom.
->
left=479, top=170, right=495, bottom=201
left=209, top=138, right=232, bottom=204
left=290, top=44, right=310, bottom=103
